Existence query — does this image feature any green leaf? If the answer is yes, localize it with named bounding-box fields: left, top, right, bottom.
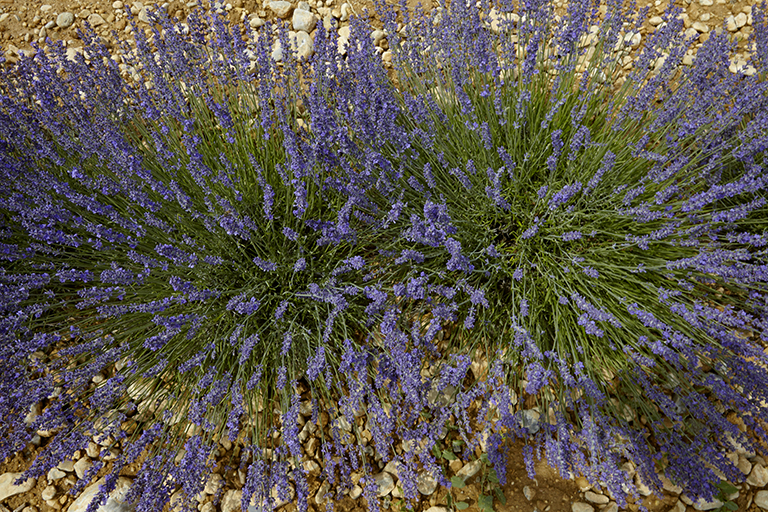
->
left=480, top=453, right=490, bottom=465
left=455, top=502, right=469, bottom=510
left=494, top=487, right=507, bottom=505
left=724, top=502, right=738, bottom=511
left=717, top=481, right=738, bottom=495
left=446, top=493, right=454, bottom=506
left=442, top=449, right=457, bottom=461
left=478, top=494, right=494, bottom=511
left=432, top=445, right=442, bottom=459
left=487, top=468, right=499, bottom=484
left=451, top=476, right=466, bottom=489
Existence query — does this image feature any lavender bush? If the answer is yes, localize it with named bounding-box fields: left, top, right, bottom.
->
left=1, top=0, right=767, bottom=511
left=288, top=0, right=768, bottom=505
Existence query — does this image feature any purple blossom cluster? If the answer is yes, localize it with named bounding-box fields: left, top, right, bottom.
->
left=1, top=0, right=768, bottom=510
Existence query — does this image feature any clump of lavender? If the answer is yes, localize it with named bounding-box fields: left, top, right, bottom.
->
left=2, top=0, right=768, bottom=510
left=294, top=0, right=768, bottom=506
left=0, top=8, right=409, bottom=512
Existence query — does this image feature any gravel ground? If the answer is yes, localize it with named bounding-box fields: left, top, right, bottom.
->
left=1, top=0, right=767, bottom=511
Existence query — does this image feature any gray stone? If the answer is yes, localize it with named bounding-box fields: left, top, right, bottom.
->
left=584, top=491, right=609, bottom=504
left=0, top=473, right=36, bottom=502
left=292, top=9, right=316, bottom=33
left=755, top=490, right=768, bottom=510
left=56, top=12, right=75, bottom=28
left=374, top=471, right=395, bottom=497
left=748, top=464, right=768, bottom=487
left=416, top=472, right=437, bottom=495
left=517, top=409, right=540, bottom=434
left=269, top=1, right=293, bottom=18
left=455, top=459, right=483, bottom=482
left=523, top=485, right=535, bottom=501
left=572, top=503, right=594, bottom=512
left=68, top=477, right=134, bottom=512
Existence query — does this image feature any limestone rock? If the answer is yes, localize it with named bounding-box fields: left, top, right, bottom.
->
left=68, top=476, right=134, bottom=512
left=292, top=9, right=317, bottom=33
left=572, top=503, right=594, bottom=512
left=0, top=473, right=37, bottom=503
left=56, top=12, right=75, bottom=28
left=269, top=1, right=293, bottom=18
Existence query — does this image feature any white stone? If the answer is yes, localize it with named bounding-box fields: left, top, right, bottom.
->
left=315, top=480, right=332, bottom=504
left=692, top=21, right=709, bottom=33
left=425, top=508, right=449, bottom=512
left=292, top=9, right=316, bottom=32
left=660, top=474, right=683, bottom=494
left=572, top=503, right=594, bottom=512
left=602, top=503, right=618, bottom=512
left=417, top=472, right=437, bottom=495
left=755, top=490, right=768, bottom=510
left=68, top=476, right=134, bottom=512
left=735, top=12, right=747, bottom=28
left=748, top=464, right=768, bottom=487
left=649, top=16, right=663, bottom=26
left=74, top=458, right=94, bottom=480
left=584, top=491, right=609, bottom=504
left=203, top=473, right=224, bottom=495
left=669, top=500, right=686, bottom=512
left=738, top=455, right=752, bottom=476
left=220, top=490, right=242, bottom=512
left=113, top=1, right=125, bottom=8
left=40, top=4, right=53, bottom=12
left=374, top=471, right=395, bottom=497
left=56, top=12, right=75, bottom=28
left=0, top=473, right=37, bottom=502
left=725, top=15, right=738, bottom=32
left=48, top=467, right=67, bottom=481
left=138, top=7, right=152, bottom=23
left=57, top=459, right=76, bottom=472
left=269, top=1, right=293, bottom=18
left=349, top=485, right=363, bottom=499
left=691, top=497, right=723, bottom=511
left=42, top=485, right=57, bottom=501
left=87, top=13, right=105, bottom=27
left=271, top=40, right=284, bottom=61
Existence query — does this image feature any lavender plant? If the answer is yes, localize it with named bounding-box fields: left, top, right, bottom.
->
left=290, top=0, right=768, bottom=507
left=0, top=8, right=406, bottom=512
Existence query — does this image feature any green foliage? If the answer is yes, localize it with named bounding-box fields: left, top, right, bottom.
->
left=713, top=480, right=739, bottom=512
